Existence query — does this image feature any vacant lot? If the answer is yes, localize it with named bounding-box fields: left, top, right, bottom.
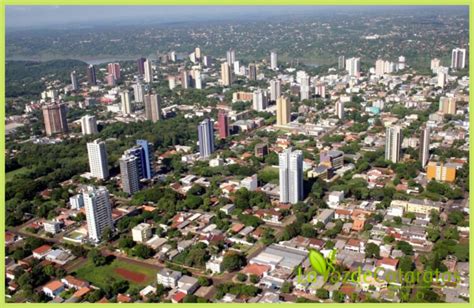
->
left=74, top=258, right=157, bottom=288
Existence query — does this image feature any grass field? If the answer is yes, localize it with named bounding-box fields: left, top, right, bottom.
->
left=73, top=258, right=158, bottom=288
left=5, top=167, right=31, bottom=183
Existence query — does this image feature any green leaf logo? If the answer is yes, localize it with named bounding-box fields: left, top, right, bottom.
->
left=309, top=250, right=327, bottom=275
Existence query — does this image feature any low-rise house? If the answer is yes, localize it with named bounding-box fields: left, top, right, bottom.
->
left=177, top=275, right=199, bottom=294
left=32, top=245, right=52, bottom=259
left=42, top=280, right=65, bottom=298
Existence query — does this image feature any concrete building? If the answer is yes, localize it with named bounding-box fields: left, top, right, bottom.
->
left=119, top=154, right=140, bottom=195
left=80, top=115, right=98, bottom=135
left=144, top=93, right=162, bottom=122
left=132, top=223, right=152, bottom=243
left=120, top=90, right=132, bottom=115
left=220, top=62, right=232, bottom=86
left=335, top=100, right=344, bottom=120
left=279, top=148, right=303, bottom=204
left=276, top=96, right=290, bottom=126
left=198, top=118, right=215, bottom=158
left=426, top=162, right=456, bottom=183
left=83, top=186, right=114, bottom=243
left=385, top=126, right=402, bottom=163
left=269, top=79, right=281, bottom=101
left=270, top=51, right=278, bottom=70
left=87, top=139, right=109, bottom=180
left=253, top=89, right=268, bottom=111
left=346, top=57, right=361, bottom=77
left=42, top=103, right=68, bottom=136
left=451, top=48, right=467, bottom=69
left=144, top=59, right=153, bottom=83
left=419, top=127, right=430, bottom=168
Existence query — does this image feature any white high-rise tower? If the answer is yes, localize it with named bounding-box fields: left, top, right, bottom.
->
left=87, top=139, right=109, bottom=180
left=279, top=148, right=303, bottom=204
left=83, top=186, right=114, bottom=243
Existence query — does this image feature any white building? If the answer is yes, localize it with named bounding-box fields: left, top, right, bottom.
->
left=69, top=194, right=84, bottom=209
left=385, top=126, right=402, bottom=163
left=83, top=186, right=114, bottom=243
left=241, top=174, right=258, bottom=191
left=157, top=269, right=182, bottom=288
left=335, top=100, right=344, bottom=120
left=132, top=223, right=152, bottom=243
left=120, top=90, right=132, bottom=115
left=346, top=57, right=361, bottom=77
left=269, top=79, right=281, bottom=101
left=80, top=115, right=98, bottom=135
left=87, top=139, right=109, bottom=180
left=144, top=59, right=153, bottom=83
left=279, top=148, right=303, bottom=204
left=253, top=89, right=268, bottom=111
left=44, top=221, right=61, bottom=234
left=206, top=255, right=224, bottom=274
left=270, top=51, right=278, bottom=70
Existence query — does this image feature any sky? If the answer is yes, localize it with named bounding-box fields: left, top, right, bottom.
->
left=6, top=5, right=468, bottom=30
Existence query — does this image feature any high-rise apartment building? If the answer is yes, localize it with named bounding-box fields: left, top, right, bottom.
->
left=119, top=154, right=140, bottom=195
left=87, top=139, right=109, bottom=180
left=346, top=57, right=361, bottom=77
left=198, top=118, right=215, bottom=158
left=252, top=89, right=268, bottom=111
left=144, top=59, right=153, bottom=83
left=419, top=127, right=430, bottom=168
left=335, top=100, right=344, bottom=120
left=107, top=63, right=121, bottom=80
left=438, top=96, right=457, bottom=114
left=431, top=58, right=441, bottom=73
left=83, top=186, right=114, bottom=243
left=144, top=93, right=162, bottom=122
left=269, top=79, right=281, bottom=101
left=451, top=48, right=467, bottom=69
left=218, top=110, right=229, bottom=140
left=87, top=65, right=97, bottom=85
left=70, top=71, right=79, bottom=91
left=279, top=148, right=303, bottom=204
left=132, top=82, right=144, bottom=103
left=137, top=58, right=146, bottom=75
left=248, top=63, right=257, bottom=81
left=80, top=115, right=98, bottom=135
left=120, top=90, right=132, bottom=115
left=220, top=62, right=232, bottom=86
left=42, top=103, right=68, bottom=136
left=276, top=96, right=291, bottom=126
left=226, top=49, right=235, bottom=66
left=338, top=55, right=345, bottom=70
left=270, top=51, right=278, bottom=70
left=385, top=126, right=402, bottom=163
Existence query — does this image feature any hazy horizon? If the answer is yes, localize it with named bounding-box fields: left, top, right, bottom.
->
left=6, top=5, right=468, bottom=30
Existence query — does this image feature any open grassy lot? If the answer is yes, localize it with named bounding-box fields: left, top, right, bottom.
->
left=6, top=167, right=31, bottom=183
left=73, top=258, right=157, bottom=288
